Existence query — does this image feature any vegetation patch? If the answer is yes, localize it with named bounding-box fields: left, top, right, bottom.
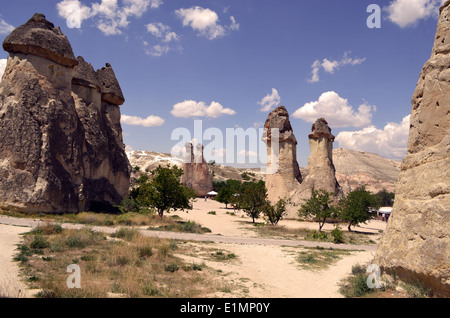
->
left=296, top=246, right=351, bottom=270
left=14, top=227, right=232, bottom=298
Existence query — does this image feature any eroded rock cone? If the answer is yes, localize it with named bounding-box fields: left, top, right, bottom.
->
left=374, top=1, right=450, bottom=297
left=263, top=108, right=342, bottom=218
left=181, top=143, right=213, bottom=197
left=0, top=13, right=130, bottom=213
left=302, top=118, right=341, bottom=197
left=263, top=106, right=303, bottom=214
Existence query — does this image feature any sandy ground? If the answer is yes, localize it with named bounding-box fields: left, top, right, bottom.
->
left=171, top=199, right=384, bottom=298
left=0, top=199, right=386, bottom=298
left=0, top=224, right=36, bottom=298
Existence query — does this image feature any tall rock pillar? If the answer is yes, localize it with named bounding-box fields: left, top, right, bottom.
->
left=374, top=1, right=450, bottom=297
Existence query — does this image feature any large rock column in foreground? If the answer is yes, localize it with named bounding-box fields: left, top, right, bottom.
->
left=374, top=2, right=450, bottom=297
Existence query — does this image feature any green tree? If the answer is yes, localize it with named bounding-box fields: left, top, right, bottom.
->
left=375, top=188, right=395, bottom=207
left=338, top=186, right=380, bottom=231
left=130, top=165, right=196, bottom=218
left=239, top=181, right=267, bottom=223
left=298, top=188, right=337, bottom=232
left=263, top=199, right=287, bottom=225
left=216, top=186, right=234, bottom=209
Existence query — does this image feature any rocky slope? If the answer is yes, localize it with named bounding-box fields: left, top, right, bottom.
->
left=332, top=148, right=401, bottom=193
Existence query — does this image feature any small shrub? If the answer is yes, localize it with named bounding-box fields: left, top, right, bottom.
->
left=142, top=283, right=160, bottom=296
left=66, top=236, right=86, bottom=249
left=213, top=250, right=236, bottom=261
left=207, top=211, right=217, bottom=215
left=14, top=253, right=29, bottom=263
left=164, top=263, right=179, bottom=273
left=331, top=225, right=345, bottom=244
left=352, top=273, right=373, bottom=297
left=116, top=255, right=130, bottom=266
left=138, top=246, right=153, bottom=258
left=307, top=230, right=329, bottom=241
left=111, top=228, right=141, bottom=241
left=30, top=236, right=51, bottom=249
left=351, top=264, right=366, bottom=275
left=31, top=223, right=63, bottom=235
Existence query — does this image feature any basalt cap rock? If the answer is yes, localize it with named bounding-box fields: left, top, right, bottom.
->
left=72, top=56, right=101, bottom=91
left=96, top=63, right=125, bottom=106
left=263, top=106, right=297, bottom=144
left=309, top=118, right=335, bottom=141
left=2, top=13, right=78, bottom=68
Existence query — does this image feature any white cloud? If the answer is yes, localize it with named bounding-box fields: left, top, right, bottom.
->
left=0, top=19, right=14, bottom=35
left=336, top=115, right=411, bottom=160
left=121, top=114, right=165, bottom=127
left=229, top=16, right=239, bottom=31
left=144, top=22, right=179, bottom=56
left=146, top=22, right=179, bottom=42
left=175, top=6, right=238, bottom=40
left=292, top=91, right=376, bottom=128
left=308, top=60, right=321, bottom=83
left=171, top=100, right=236, bottom=118
left=57, top=0, right=92, bottom=29
left=0, top=59, right=7, bottom=81
left=385, top=0, right=445, bottom=28
left=57, top=0, right=163, bottom=35
left=144, top=43, right=170, bottom=57
left=258, top=88, right=281, bottom=112
left=308, top=51, right=366, bottom=83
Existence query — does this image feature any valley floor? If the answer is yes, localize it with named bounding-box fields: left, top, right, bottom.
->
left=0, top=199, right=387, bottom=298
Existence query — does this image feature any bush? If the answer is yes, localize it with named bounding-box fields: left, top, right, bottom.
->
left=65, top=236, right=87, bottom=248
left=331, top=225, right=345, bottom=244
left=30, top=236, right=51, bottom=249
left=138, top=246, right=153, bottom=258
left=164, top=263, right=179, bottom=273
left=31, top=224, right=63, bottom=235
left=307, top=230, right=329, bottom=241
left=111, top=228, right=141, bottom=241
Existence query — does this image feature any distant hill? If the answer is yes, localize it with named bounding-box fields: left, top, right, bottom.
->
left=332, top=148, right=401, bottom=193
left=127, top=148, right=400, bottom=193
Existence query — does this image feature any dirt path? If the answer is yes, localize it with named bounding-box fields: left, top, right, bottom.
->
left=0, top=224, right=36, bottom=298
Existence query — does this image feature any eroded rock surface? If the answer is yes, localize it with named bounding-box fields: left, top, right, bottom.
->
left=181, top=143, right=213, bottom=197
left=374, top=1, right=450, bottom=297
left=263, top=107, right=341, bottom=217
left=0, top=13, right=130, bottom=213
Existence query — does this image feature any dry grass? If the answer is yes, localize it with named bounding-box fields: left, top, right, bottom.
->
left=14, top=225, right=234, bottom=298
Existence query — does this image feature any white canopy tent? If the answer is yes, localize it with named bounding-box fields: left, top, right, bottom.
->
left=378, top=207, right=393, bottom=216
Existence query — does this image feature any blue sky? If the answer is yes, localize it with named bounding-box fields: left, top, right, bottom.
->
left=0, top=0, right=445, bottom=167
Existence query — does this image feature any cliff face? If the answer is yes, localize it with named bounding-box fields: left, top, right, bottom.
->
left=374, top=2, right=450, bottom=297
left=0, top=13, right=130, bottom=213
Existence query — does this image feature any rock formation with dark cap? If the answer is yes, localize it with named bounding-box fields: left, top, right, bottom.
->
left=181, top=143, right=213, bottom=197
left=374, top=1, right=450, bottom=297
left=301, top=118, right=341, bottom=197
left=0, top=13, right=130, bottom=213
left=3, top=13, right=78, bottom=68
left=96, top=63, right=125, bottom=106
left=263, top=108, right=341, bottom=217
